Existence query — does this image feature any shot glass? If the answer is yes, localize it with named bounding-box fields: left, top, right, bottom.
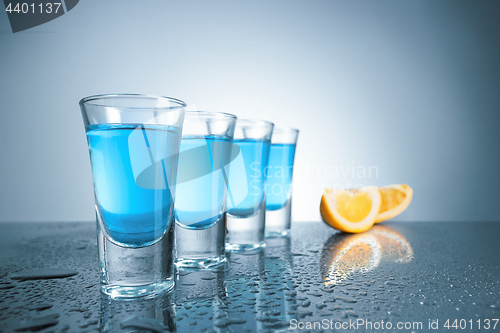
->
left=174, top=111, right=237, bottom=269
left=80, top=94, right=186, bottom=298
left=226, top=119, right=274, bottom=251
left=265, top=128, right=299, bottom=237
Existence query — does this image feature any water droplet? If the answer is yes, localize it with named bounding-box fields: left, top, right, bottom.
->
left=286, top=310, right=313, bottom=318
left=214, top=317, right=246, bottom=327
left=28, top=303, right=53, bottom=311
left=10, top=269, right=78, bottom=280
left=262, top=320, right=290, bottom=329
left=263, top=310, right=280, bottom=316
left=345, top=310, right=358, bottom=317
left=14, top=313, right=59, bottom=331
left=334, top=296, right=357, bottom=303
left=0, top=282, right=15, bottom=290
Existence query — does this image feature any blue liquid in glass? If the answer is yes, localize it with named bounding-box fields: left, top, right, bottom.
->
left=86, top=124, right=181, bottom=247
left=175, top=136, right=233, bottom=230
left=227, top=139, right=271, bottom=217
left=265, top=143, right=297, bottom=211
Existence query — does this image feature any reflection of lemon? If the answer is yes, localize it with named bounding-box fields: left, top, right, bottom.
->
left=321, top=225, right=413, bottom=285
left=369, top=225, right=413, bottom=262
left=320, top=187, right=381, bottom=233
left=375, top=184, right=413, bottom=223
left=322, top=234, right=380, bottom=286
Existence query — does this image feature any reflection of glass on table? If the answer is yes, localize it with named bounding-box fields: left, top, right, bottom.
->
left=100, top=292, right=176, bottom=332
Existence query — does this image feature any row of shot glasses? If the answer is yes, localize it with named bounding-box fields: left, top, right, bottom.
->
left=80, top=94, right=298, bottom=298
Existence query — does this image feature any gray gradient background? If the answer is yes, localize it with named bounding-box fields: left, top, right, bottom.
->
left=0, top=0, right=499, bottom=222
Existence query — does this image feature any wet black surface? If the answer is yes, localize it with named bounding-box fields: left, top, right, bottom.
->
left=0, top=222, right=499, bottom=332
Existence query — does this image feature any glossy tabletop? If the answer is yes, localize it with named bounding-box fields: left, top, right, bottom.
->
left=0, top=222, right=499, bottom=332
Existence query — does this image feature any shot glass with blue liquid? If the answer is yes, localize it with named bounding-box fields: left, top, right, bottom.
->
left=226, top=119, right=274, bottom=252
left=265, top=128, right=299, bottom=237
left=80, top=94, right=186, bottom=298
left=175, top=112, right=237, bottom=269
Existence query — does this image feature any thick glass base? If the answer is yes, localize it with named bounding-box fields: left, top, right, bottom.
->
left=226, top=204, right=266, bottom=252
left=175, top=255, right=227, bottom=269
left=97, top=217, right=175, bottom=299
left=265, top=198, right=292, bottom=238
left=175, top=214, right=226, bottom=269
left=225, top=241, right=266, bottom=252
left=265, top=229, right=290, bottom=238
left=101, top=280, right=174, bottom=299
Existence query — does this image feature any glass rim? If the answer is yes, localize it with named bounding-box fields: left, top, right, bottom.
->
left=273, top=127, right=299, bottom=134
left=79, top=93, right=187, bottom=109
left=236, top=119, right=274, bottom=128
left=185, top=111, right=237, bottom=120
